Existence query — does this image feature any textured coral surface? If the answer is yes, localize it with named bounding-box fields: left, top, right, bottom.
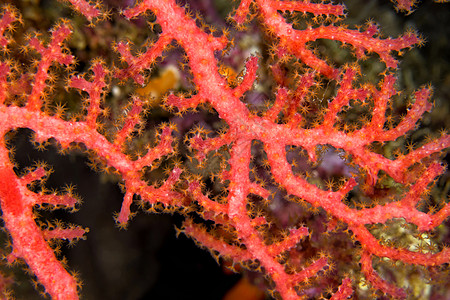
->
left=0, top=0, right=449, bottom=299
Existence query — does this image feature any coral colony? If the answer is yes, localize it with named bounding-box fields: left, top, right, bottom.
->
left=0, top=0, right=449, bottom=299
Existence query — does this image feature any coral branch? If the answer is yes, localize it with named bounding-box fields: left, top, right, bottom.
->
left=0, top=0, right=448, bottom=299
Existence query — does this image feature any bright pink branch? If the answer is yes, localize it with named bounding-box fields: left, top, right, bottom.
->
left=0, top=0, right=448, bottom=299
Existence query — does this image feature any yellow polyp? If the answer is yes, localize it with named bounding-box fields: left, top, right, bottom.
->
left=218, top=64, right=238, bottom=87
left=136, top=65, right=180, bottom=103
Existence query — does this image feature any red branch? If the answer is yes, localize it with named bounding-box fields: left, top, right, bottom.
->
left=0, top=0, right=448, bottom=299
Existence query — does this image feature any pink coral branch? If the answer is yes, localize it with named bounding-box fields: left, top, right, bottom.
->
left=330, top=278, right=353, bottom=300
left=360, top=251, right=407, bottom=299
left=253, top=0, right=420, bottom=78
left=0, top=0, right=448, bottom=299
left=0, top=148, right=81, bottom=299
left=26, top=22, right=74, bottom=111
left=62, top=0, right=103, bottom=22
